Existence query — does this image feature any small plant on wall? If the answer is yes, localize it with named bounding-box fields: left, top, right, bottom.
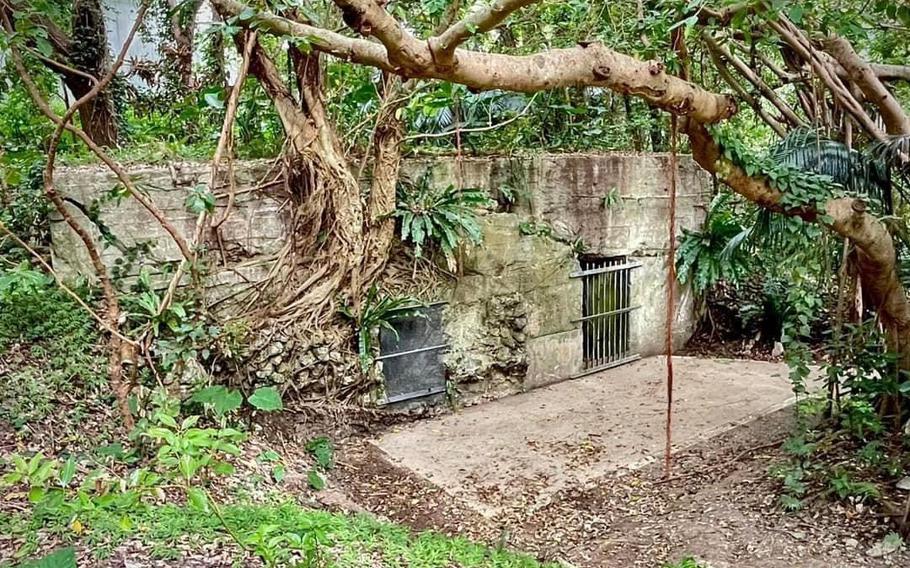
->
left=393, top=172, right=493, bottom=271
left=339, top=285, right=423, bottom=372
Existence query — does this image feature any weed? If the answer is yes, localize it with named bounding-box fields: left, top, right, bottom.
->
left=662, top=557, right=706, bottom=568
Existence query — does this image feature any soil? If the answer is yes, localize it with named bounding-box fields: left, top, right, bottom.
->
left=330, top=407, right=910, bottom=567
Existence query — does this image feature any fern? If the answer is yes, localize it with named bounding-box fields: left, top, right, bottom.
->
left=676, top=194, right=751, bottom=294
left=340, top=285, right=424, bottom=372
left=393, top=173, right=492, bottom=270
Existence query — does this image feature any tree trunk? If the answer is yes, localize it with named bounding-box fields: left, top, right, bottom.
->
left=166, top=0, right=204, bottom=89
left=70, top=0, right=119, bottom=146
left=362, top=74, right=406, bottom=285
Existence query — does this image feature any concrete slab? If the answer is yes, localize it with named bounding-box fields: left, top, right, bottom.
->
left=374, top=356, right=794, bottom=517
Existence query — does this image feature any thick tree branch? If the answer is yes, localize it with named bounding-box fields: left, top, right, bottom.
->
left=823, top=35, right=910, bottom=136
left=210, top=0, right=736, bottom=123
left=332, top=0, right=427, bottom=69
left=429, top=0, right=538, bottom=68
left=686, top=120, right=910, bottom=368
left=770, top=18, right=885, bottom=141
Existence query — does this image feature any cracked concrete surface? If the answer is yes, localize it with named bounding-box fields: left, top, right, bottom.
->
left=374, top=356, right=795, bottom=517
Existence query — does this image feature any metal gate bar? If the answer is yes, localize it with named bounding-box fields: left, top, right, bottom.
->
left=572, top=256, right=641, bottom=375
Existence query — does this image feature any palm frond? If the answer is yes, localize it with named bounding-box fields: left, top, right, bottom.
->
left=869, top=134, right=910, bottom=177
left=769, top=128, right=895, bottom=212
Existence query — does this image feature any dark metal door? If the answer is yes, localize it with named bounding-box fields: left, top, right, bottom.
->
left=377, top=303, right=447, bottom=404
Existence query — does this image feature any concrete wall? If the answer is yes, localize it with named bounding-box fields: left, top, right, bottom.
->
left=405, top=153, right=710, bottom=391
left=51, top=152, right=710, bottom=401
left=51, top=160, right=286, bottom=306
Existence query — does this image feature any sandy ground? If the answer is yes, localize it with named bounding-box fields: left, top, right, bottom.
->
left=374, top=356, right=795, bottom=517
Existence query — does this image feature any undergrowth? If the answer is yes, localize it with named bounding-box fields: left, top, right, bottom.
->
left=2, top=498, right=551, bottom=568
left=0, top=267, right=108, bottom=429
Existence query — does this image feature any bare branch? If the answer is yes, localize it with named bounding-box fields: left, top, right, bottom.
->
left=769, top=18, right=885, bottom=141
left=429, top=0, right=539, bottom=68
left=212, top=31, right=258, bottom=229
left=823, top=35, right=910, bottom=135
left=703, top=33, right=804, bottom=128
left=706, top=44, right=786, bottom=136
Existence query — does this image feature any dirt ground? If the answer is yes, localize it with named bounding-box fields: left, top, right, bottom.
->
left=373, top=357, right=795, bottom=518
left=316, top=357, right=910, bottom=568
left=329, top=408, right=909, bottom=568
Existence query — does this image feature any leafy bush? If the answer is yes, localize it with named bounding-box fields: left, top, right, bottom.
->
left=676, top=194, right=751, bottom=294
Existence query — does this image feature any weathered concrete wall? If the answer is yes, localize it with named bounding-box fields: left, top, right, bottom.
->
left=405, top=153, right=710, bottom=391
left=51, top=152, right=710, bottom=402
left=51, top=160, right=286, bottom=305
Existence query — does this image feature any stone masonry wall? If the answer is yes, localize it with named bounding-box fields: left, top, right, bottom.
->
left=51, top=153, right=710, bottom=402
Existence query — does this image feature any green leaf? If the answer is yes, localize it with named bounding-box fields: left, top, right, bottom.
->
left=211, top=461, right=236, bottom=476
left=259, top=450, right=281, bottom=463
left=305, top=436, right=334, bottom=469
left=186, top=184, right=216, bottom=214
left=203, top=90, right=225, bottom=109
left=187, top=487, right=210, bottom=512
left=272, top=464, right=286, bottom=483
left=248, top=386, right=283, bottom=412
left=154, top=412, right=179, bottom=429
left=307, top=469, right=325, bottom=490
left=28, top=486, right=45, bottom=503
left=35, top=37, right=53, bottom=58
left=59, top=457, right=76, bottom=488
left=192, top=386, right=243, bottom=416
left=17, top=547, right=76, bottom=568
left=181, top=415, right=200, bottom=430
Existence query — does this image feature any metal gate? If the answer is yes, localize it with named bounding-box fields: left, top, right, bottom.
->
left=572, top=256, right=641, bottom=373
left=376, top=303, right=447, bottom=404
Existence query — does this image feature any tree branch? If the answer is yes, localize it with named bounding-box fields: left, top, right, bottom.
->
left=703, top=33, right=804, bottom=128
left=685, top=120, right=910, bottom=368
left=769, top=18, right=885, bottom=141
left=429, top=0, right=539, bottom=68
left=332, top=0, right=427, bottom=69
left=706, top=44, right=786, bottom=137
left=823, top=35, right=910, bottom=135
left=210, top=0, right=736, bottom=124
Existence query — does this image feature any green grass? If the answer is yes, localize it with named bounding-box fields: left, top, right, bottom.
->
left=663, top=557, right=706, bottom=568
left=2, top=501, right=554, bottom=568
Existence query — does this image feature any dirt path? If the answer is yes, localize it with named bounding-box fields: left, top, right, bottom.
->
left=332, top=408, right=909, bottom=567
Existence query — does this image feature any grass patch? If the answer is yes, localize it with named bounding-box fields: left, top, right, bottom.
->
left=2, top=501, right=553, bottom=568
